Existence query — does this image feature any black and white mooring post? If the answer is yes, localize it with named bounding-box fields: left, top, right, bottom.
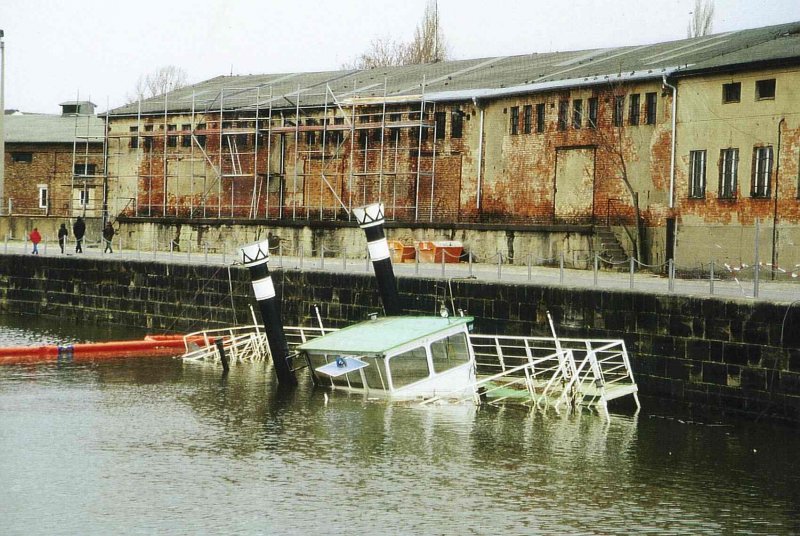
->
left=353, top=202, right=402, bottom=316
left=240, top=239, right=297, bottom=386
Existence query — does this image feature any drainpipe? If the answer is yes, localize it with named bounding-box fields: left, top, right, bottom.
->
left=240, top=239, right=297, bottom=386
left=662, top=75, right=677, bottom=209
left=771, top=118, right=785, bottom=278
left=473, top=97, right=484, bottom=210
left=353, top=202, right=401, bottom=316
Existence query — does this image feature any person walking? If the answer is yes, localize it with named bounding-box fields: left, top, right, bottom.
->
left=73, top=216, right=86, bottom=253
left=102, top=222, right=115, bottom=253
left=29, top=228, right=42, bottom=255
left=58, top=223, right=69, bottom=254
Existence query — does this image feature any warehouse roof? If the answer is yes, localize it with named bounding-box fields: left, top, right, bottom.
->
left=107, top=20, right=800, bottom=116
left=4, top=108, right=104, bottom=144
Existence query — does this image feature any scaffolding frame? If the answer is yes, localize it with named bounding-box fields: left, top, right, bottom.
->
left=103, top=78, right=443, bottom=223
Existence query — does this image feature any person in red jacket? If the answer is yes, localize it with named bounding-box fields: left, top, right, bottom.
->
left=29, top=228, right=42, bottom=255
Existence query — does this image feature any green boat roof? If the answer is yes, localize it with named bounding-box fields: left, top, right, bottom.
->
left=297, top=315, right=474, bottom=355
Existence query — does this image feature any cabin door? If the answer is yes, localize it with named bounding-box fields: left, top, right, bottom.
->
left=554, top=146, right=595, bottom=223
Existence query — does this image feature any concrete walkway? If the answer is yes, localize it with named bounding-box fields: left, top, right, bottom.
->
left=3, top=238, right=799, bottom=303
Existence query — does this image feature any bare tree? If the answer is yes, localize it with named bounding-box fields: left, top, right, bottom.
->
left=128, top=65, right=188, bottom=102
left=687, top=0, right=715, bottom=38
left=344, top=0, right=449, bottom=69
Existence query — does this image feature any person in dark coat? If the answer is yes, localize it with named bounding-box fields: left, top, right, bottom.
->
left=102, top=222, right=115, bottom=253
left=73, top=217, right=86, bottom=253
left=58, top=223, right=68, bottom=254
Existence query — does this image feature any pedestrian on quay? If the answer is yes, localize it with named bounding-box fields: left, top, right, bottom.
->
left=73, top=216, right=86, bottom=253
left=58, top=223, right=68, bottom=254
left=103, top=222, right=115, bottom=253
left=29, top=228, right=42, bottom=255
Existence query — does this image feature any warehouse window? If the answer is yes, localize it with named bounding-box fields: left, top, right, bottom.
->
left=557, top=101, right=568, bottom=131
left=38, top=185, right=48, bottom=209
left=450, top=109, right=463, bottom=138
left=628, top=94, right=640, bottom=126
left=167, top=124, right=177, bottom=147
left=181, top=124, right=192, bottom=147
left=645, top=92, right=657, bottom=124
left=11, top=152, right=32, bottom=163
left=510, top=106, right=519, bottom=135
left=613, top=96, right=624, bottom=127
left=755, top=79, right=775, bottom=100
left=689, top=150, right=706, bottom=198
left=129, top=126, right=139, bottom=149
left=722, top=82, right=741, bottom=103
left=536, top=103, right=545, bottom=133
left=572, top=99, right=582, bottom=129
left=195, top=123, right=206, bottom=148
left=434, top=111, right=446, bottom=140
left=751, top=146, right=773, bottom=198
left=306, top=119, right=317, bottom=145
left=587, top=98, right=598, bottom=129
left=523, top=105, right=532, bottom=134
left=718, top=148, right=738, bottom=199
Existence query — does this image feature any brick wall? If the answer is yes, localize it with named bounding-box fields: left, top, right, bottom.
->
left=1, top=254, right=798, bottom=423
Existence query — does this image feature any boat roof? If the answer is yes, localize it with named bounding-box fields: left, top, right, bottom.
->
left=298, top=315, right=473, bottom=355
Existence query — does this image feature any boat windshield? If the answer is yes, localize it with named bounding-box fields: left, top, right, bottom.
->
left=430, top=332, right=470, bottom=373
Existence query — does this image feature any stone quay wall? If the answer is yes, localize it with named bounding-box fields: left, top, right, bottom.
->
left=1, top=254, right=799, bottom=424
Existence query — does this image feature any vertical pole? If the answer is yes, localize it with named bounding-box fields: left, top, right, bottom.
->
left=629, top=257, right=635, bottom=289
left=441, top=248, right=446, bottom=277
left=468, top=251, right=473, bottom=277
left=668, top=259, right=675, bottom=292
left=527, top=253, right=532, bottom=281
left=240, top=240, right=297, bottom=386
left=342, top=245, right=346, bottom=271
left=710, top=260, right=715, bottom=295
left=0, top=33, right=5, bottom=215
left=593, top=254, right=599, bottom=286
left=754, top=219, right=760, bottom=298
left=559, top=252, right=564, bottom=284
left=497, top=252, right=502, bottom=280
left=353, top=203, right=402, bottom=315
left=321, top=242, right=325, bottom=270
left=415, top=246, right=420, bottom=275
left=299, top=244, right=304, bottom=269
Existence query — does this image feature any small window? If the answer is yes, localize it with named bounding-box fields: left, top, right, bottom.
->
left=510, top=106, right=519, bottom=135
left=129, top=126, right=139, bottom=149
left=78, top=189, right=89, bottom=207
left=181, top=124, right=192, bottom=147
left=752, top=146, right=773, bottom=198
left=535, top=103, right=545, bottom=133
left=645, top=92, right=657, bottom=125
left=755, top=79, right=776, bottom=100
left=434, top=111, right=446, bottom=140
left=143, top=124, right=154, bottom=150
left=389, top=346, right=430, bottom=389
left=523, top=105, right=532, bottom=134
left=557, top=100, right=568, bottom=131
left=719, top=148, right=739, bottom=199
left=587, top=98, right=598, bottom=129
left=689, top=150, right=706, bottom=198
left=613, top=96, right=625, bottom=127
left=11, top=152, right=32, bottom=163
left=572, top=99, right=582, bottom=129
left=196, top=123, right=207, bottom=148
left=38, top=185, right=48, bottom=209
left=74, top=163, right=97, bottom=176
left=723, top=82, right=741, bottom=103
left=430, top=333, right=470, bottom=373
left=305, top=119, right=317, bottom=145
left=167, top=124, right=177, bottom=148
left=629, top=94, right=640, bottom=126
left=450, top=109, right=463, bottom=138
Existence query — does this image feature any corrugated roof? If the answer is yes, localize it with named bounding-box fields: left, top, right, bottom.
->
left=4, top=113, right=105, bottom=144
left=107, top=20, right=800, bottom=116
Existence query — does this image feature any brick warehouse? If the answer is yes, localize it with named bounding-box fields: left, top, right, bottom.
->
left=5, top=21, right=800, bottom=269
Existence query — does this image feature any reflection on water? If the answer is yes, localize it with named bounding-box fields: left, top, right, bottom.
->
left=1, top=315, right=799, bottom=535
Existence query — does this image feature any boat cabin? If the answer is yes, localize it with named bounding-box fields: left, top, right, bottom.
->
left=299, top=316, right=476, bottom=399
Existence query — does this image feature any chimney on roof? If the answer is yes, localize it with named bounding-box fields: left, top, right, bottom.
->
left=60, top=101, right=96, bottom=116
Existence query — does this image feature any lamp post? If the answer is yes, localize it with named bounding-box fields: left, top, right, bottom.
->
left=0, top=30, right=5, bottom=216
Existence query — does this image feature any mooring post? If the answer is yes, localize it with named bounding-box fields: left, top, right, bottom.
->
left=215, top=339, right=230, bottom=373
left=353, top=202, right=401, bottom=316
left=240, top=239, right=297, bottom=386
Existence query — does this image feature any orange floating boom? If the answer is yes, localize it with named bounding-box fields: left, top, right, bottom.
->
left=0, top=335, right=209, bottom=365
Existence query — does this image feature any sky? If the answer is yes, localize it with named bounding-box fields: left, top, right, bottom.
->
left=1, top=0, right=799, bottom=114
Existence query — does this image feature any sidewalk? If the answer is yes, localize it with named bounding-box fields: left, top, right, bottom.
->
left=2, top=238, right=799, bottom=303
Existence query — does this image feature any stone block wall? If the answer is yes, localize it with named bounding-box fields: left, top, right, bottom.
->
left=0, top=254, right=798, bottom=423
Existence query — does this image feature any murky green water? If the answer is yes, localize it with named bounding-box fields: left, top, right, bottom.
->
left=1, top=313, right=799, bottom=535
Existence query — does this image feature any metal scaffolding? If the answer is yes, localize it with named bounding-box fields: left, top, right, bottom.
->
left=104, top=78, right=441, bottom=222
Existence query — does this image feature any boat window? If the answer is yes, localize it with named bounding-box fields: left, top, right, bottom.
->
left=388, top=346, right=430, bottom=389
left=430, top=332, right=470, bottom=373
left=361, top=355, right=387, bottom=390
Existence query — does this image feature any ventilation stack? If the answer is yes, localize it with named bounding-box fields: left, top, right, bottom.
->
left=353, top=203, right=402, bottom=316
left=240, top=239, right=297, bottom=386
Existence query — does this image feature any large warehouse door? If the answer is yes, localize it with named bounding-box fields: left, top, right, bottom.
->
left=554, top=146, right=595, bottom=223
